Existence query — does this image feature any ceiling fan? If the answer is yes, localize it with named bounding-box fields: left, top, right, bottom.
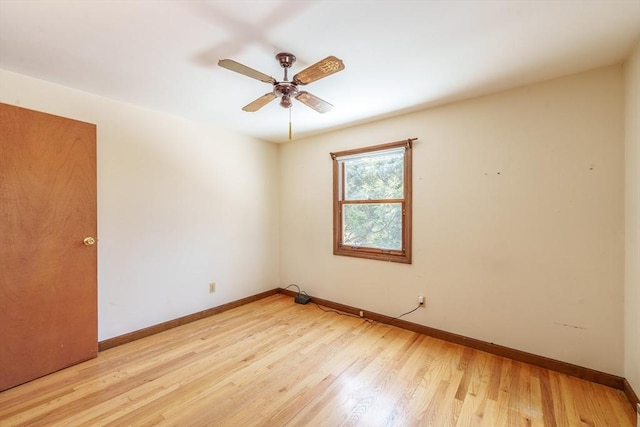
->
left=218, top=52, right=345, bottom=114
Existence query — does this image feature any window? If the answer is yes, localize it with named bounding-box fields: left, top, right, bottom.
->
left=330, top=138, right=414, bottom=264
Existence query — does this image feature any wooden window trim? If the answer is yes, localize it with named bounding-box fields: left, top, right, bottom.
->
left=330, top=138, right=415, bottom=264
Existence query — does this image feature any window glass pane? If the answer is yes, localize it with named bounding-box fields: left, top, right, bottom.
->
left=342, top=203, right=402, bottom=250
left=343, top=151, right=403, bottom=200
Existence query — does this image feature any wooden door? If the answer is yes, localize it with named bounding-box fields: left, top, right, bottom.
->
left=0, top=103, right=97, bottom=391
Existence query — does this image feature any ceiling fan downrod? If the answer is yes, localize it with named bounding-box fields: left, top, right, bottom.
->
left=275, top=52, right=296, bottom=81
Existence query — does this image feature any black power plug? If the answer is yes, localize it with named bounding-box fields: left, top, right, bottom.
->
left=294, top=294, right=311, bottom=304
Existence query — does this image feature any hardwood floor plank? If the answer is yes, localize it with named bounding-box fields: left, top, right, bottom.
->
left=539, top=368, right=558, bottom=427
left=487, top=356, right=503, bottom=402
left=460, top=351, right=492, bottom=426
left=0, top=295, right=634, bottom=426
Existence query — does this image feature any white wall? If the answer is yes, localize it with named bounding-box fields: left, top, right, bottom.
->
left=624, top=41, right=640, bottom=397
left=280, top=66, right=625, bottom=375
left=0, top=69, right=280, bottom=341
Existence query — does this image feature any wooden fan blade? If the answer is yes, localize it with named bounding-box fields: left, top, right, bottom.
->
left=295, top=91, right=333, bottom=113
left=293, top=56, right=345, bottom=85
left=218, top=59, right=276, bottom=84
left=242, top=93, right=277, bottom=112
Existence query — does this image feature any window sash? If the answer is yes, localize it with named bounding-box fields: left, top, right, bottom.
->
left=341, top=202, right=404, bottom=251
left=339, top=150, right=405, bottom=202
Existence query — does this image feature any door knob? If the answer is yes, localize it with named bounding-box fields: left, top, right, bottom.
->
left=83, top=237, right=96, bottom=246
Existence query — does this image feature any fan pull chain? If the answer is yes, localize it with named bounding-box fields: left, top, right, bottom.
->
left=288, top=106, right=292, bottom=140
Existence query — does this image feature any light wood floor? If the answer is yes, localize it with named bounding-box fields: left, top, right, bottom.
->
left=0, top=294, right=634, bottom=426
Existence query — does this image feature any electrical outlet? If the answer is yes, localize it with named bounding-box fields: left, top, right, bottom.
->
left=418, top=296, right=425, bottom=305
left=209, top=282, right=216, bottom=293
left=359, top=310, right=364, bottom=317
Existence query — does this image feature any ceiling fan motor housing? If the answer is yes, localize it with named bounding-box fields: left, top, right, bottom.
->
left=274, top=82, right=298, bottom=97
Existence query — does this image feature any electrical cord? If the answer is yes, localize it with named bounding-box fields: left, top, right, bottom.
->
left=312, top=301, right=375, bottom=323
left=282, top=283, right=420, bottom=324
left=282, top=283, right=302, bottom=295
left=388, top=304, right=421, bottom=322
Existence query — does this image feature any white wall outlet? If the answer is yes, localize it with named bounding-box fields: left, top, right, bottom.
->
left=418, top=296, right=425, bottom=305
left=209, top=282, right=216, bottom=293
left=359, top=310, right=364, bottom=317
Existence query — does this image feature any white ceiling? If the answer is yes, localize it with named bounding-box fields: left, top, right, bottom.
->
left=1, top=1, right=639, bottom=143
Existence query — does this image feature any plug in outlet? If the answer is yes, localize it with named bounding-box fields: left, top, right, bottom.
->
left=209, top=282, right=216, bottom=293
left=418, top=296, right=425, bottom=306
